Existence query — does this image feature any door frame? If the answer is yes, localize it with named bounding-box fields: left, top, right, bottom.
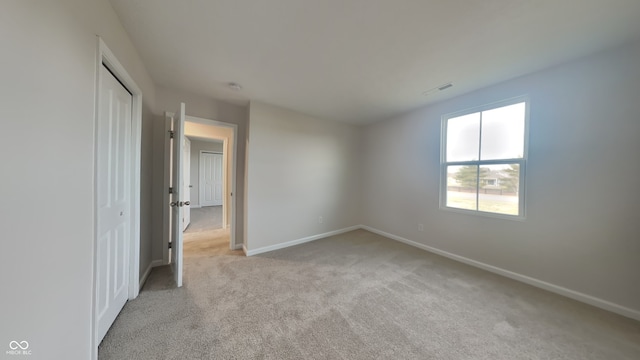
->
left=91, top=38, right=142, bottom=359
left=162, top=115, right=238, bottom=262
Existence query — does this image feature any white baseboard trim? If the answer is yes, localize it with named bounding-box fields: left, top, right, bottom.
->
left=242, top=244, right=248, bottom=255
left=139, top=259, right=164, bottom=290
left=245, top=225, right=361, bottom=257
left=360, top=225, right=640, bottom=321
left=234, top=243, right=244, bottom=251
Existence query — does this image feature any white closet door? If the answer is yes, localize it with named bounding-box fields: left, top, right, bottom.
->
left=96, top=64, right=132, bottom=343
left=200, top=152, right=223, bottom=206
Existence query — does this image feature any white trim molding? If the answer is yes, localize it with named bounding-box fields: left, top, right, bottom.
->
left=245, top=226, right=361, bottom=256
left=360, top=225, right=640, bottom=321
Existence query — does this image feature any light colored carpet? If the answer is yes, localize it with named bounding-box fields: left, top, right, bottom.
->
left=184, top=227, right=232, bottom=253
left=98, top=230, right=640, bottom=359
left=185, top=206, right=223, bottom=233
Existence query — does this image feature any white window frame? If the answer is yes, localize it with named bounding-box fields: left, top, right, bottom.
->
left=440, top=95, right=529, bottom=220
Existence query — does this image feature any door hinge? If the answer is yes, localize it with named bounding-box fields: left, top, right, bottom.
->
left=168, top=242, right=172, bottom=249
left=169, top=187, right=174, bottom=194
left=168, top=130, right=175, bottom=139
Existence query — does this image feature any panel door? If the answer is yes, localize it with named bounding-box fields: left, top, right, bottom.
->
left=96, top=64, right=132, bottom=343
left=200, top=152, right=223, bottom=206
left=170, top=103, right=186, bottom=287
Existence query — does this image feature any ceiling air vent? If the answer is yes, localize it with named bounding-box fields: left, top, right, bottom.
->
left=423, top=82, right=453, bottom=96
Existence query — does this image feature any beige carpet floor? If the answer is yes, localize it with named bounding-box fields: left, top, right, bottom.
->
left=98, top=230, right=640, bottom=359
left=185, top=206, right=223, bottom=233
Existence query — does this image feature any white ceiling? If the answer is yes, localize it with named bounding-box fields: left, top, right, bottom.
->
left=109, top=0, right=640, bottom=124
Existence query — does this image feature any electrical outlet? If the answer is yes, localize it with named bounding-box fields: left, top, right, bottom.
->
left=418, top=224, right=424, bottom=232
left=319, top=216, right=324, bottom=224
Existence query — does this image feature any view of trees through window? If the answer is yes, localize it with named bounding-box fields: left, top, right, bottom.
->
left=442, top=99, right=527, bottom=217
left=447, top=164, right=520, bottom=215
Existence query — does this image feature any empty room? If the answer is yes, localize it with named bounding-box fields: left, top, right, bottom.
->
left=2, top=1, right=639, bottom=359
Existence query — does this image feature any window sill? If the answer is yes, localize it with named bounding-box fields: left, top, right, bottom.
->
left=439, top=206, right=526, bottom=222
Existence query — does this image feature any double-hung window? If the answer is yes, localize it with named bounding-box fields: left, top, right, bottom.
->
left=441, top=96, right=528, bottom=218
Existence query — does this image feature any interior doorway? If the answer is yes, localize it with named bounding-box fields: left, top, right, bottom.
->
left=184, top=140, right=225, bottom=232
left=163, top=114, right=239, bottom=267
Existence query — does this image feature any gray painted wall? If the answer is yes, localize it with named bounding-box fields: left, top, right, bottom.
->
left=1, top=0, right=157, bottom=358
left=188, top=139, right=224, bottom=207
left=139, top=106, right=155, bottom=280
left=246, top=101, right=362, bottom=251
left=361, top=40, right=640, bottom=314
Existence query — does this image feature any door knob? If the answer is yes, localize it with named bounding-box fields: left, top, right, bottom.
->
left=184, top=201, right=191, bottom=206
left=170, top=202, right=177, bottom=207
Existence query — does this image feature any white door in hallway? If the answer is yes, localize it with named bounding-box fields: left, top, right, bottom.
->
left=96, top=64, right=132, bottom=343
left=169, top=103, right=186, bottom=287
left=182, top=137, right=191, bottom=231
left=200, top=152, right=223, bottom=206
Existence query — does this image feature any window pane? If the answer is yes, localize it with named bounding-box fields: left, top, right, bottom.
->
left=447, top=112, right=480, bottom=162
left=480, top=102, right=525, bottom=160
left=478, top=164, right=520, bottom=215
left=446, top=165, right=477, bottom=210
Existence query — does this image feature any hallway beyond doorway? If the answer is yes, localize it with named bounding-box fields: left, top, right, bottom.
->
left=185, top=206, right=222, bottom=233
left=183, top=205, right=231, bottom=257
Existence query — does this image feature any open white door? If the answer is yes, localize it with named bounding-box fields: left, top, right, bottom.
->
left=183, top=137, right=191, bottom=231
left=170, top=103, right=187, bottom=287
